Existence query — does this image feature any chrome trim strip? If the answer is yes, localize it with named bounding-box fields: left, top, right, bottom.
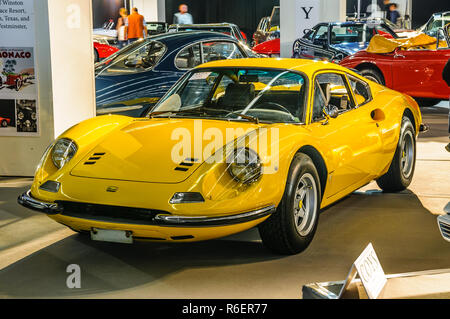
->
left=154, top=205, right=276, bottom=226
left=96, top=105, right=144, bottom=115
left=17, top=190, right=61, bottom=215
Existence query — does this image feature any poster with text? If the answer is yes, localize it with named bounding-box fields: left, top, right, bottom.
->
left=0, top=0, right=38, bottom=136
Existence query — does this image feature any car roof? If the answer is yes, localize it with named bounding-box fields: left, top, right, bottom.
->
left=170, top=23, right=238, bottom=28
left=149, top=30, right=236, bottom=46
left=196, top=58, right=345, bottom=75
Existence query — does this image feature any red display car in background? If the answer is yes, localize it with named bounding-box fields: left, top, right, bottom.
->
left=93, top=35, right=119, bottom=63
left=0, top=117, right=11, bottom=127
left=340, top=25, right=450, bottom=106
left=252, top=37, right=280, bottom=57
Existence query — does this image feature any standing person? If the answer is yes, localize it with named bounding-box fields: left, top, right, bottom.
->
left=173, top=4, right=193, bottom=25
left=387, top=3, right=401, bottom=25
left=382, top=0, right=391, bottom=18
left=116, top=8, right=128, bottom=49
left=443, top=58, right=450, bottom=152
left=127, top=7, right=147, bottom=44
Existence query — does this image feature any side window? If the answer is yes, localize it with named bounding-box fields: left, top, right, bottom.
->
left=312, top=81, right=327, bottom=121
left=175, top=44, right=202, bottom=70
left=179, top=71, right=218, bottom=106
left=313, top=25, right=328, bottom=46
left=312, top=72, right=355, bottom=122
left=202, top=41, right=244, bottom=62
left=348, top=76, right=372, bottom=106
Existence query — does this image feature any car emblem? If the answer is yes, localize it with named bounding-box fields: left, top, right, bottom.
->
left=106, top=186, right=118, bottom=193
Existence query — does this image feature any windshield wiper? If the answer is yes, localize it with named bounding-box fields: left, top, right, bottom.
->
left=148, top=106, right=259, bottom=124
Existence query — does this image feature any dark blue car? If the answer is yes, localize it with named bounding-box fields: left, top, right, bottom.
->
left=292, top=21, right=398, bottom=63
left=95, top=31, right=255, bottom=117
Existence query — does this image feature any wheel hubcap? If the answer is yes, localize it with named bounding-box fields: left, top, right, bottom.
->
left=400, top=131, right=414, bottom=178
left=293, top=173, right=317, bottom=236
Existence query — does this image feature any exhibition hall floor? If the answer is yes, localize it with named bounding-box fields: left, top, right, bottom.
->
left=0, top=105, right=449, bottom=299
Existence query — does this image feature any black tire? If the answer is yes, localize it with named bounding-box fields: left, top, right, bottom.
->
left=1, top=120, right=7, bottom=127
left=94, top=49, right=99, bottom=63
left=15, top=79, right=22, bottom=91
left=414, top=98, right=441, bottom=107
left=360, top=68, right=385, bottom=85
left=376, top=116, right=416, bottom=192
left=258, top=153, right=321, bottom=255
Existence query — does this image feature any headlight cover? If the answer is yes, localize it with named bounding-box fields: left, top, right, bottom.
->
left=51, top=138, right=77, bottom=169
left=228, top=148, right=262, bottom=184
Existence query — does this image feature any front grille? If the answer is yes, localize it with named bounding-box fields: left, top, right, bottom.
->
left=56, top=201, right=168, bottom=225
left=439, top=220, right=450, bottom=240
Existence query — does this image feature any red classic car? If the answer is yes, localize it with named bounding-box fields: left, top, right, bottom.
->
left=0, top=117, right=11, bottom=127
left=252, top=38, right=280, bottom=57
left=340, top=25, right=450, bottom=106
left=93, top=36, right=119, bottom=63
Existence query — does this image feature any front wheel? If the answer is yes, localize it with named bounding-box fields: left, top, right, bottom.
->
left=376, top=116, right=416, bottom=192
left=1, top=120, right=7, bottom=127
left=258, top=153, right=321, bottom=255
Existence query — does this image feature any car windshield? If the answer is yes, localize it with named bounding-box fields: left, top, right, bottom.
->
left=330, top=24, right=395, bottom=44
left=95, top=40, right=166, bottom=76
left=147, top=68, right=307, bottom=124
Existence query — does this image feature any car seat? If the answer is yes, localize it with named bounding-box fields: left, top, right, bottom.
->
left=218, top=83, right=256, bottom=110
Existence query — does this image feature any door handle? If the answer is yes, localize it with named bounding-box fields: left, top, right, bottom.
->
left=394, top=53, right=405, bottom=59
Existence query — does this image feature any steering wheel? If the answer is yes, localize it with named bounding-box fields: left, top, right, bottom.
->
left=251, top=102, right=297, bottom=121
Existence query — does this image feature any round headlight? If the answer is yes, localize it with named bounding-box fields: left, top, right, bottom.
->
left=51, top=138, right=77, bottom=169
left=228, top=148, right=262, bottom=184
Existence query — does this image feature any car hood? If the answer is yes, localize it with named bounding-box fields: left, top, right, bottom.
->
left=330, top=42, right=368, bottom=56
left=71, top=118, right=260, bottom=184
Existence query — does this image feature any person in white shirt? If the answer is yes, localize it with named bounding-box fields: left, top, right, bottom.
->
left=173, top=4, right=193, bottom=25
left=116, top=8, right=128, bottom=48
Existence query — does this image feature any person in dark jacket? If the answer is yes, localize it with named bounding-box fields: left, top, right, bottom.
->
left=443, top=58, right=450, bottom=152
left=387, top=3, right=401, bottom=25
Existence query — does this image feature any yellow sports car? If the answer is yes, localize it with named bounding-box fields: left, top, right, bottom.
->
left=19, top=59, right=426, bottom=255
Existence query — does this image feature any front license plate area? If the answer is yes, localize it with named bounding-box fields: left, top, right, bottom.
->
left=90, top=228, right=133, bottom=244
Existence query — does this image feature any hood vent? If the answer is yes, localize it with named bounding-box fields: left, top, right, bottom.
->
left=174, top=158, right=199, bottom=172
left=84, top=152, right=106, bottom=165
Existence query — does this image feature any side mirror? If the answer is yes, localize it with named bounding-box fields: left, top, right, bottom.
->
left=303, top=29, right=311, bottom=35
left=323, top=105, right=339, bottom=119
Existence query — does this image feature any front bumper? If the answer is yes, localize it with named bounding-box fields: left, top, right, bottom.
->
left=17, top=190, right=275, bottom=227
left=437, top=214, right=450, bottom=243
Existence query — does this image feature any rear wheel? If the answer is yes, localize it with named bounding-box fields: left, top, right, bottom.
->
left=258, top=153, right=321, bottom=255
left=376, top=116, right=416, bottom=192
left=414, top=98, right=441, bottom=107
left=360, top=68, right=385, bottom=85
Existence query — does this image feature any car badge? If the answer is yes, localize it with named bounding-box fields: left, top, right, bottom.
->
left=106, top=186, right=119, bottom=193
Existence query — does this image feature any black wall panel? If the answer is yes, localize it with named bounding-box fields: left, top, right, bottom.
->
left=92, top=0, right=127, bottom=28
left=165, top=0, right=279, bottom=39
left=411, top=0, right=450, bottom=28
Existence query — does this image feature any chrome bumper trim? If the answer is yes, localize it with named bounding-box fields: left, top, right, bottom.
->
left=154, top=205, right=276, bottom=227
left=437, top=214, right=450, bottom=243
left=18, top=189, right=275, bottom=227
left=17, top=190, right=62, bottom=215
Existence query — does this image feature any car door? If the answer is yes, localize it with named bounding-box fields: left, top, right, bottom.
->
left=307, top=71, right=383, bottom=199
left=391, top=47, right=450, bottom=98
